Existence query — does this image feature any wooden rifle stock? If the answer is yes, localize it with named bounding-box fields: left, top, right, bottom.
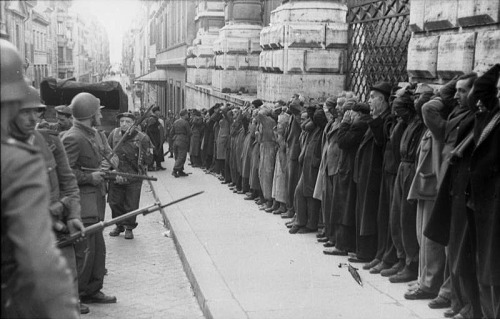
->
left=57, top=191, right=203, bottom=248
left=449, top=132, right=474, bottom=162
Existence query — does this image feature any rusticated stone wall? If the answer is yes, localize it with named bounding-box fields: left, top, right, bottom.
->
left=186, top=1, right=225, bottom=86
left=259, top=0, right=348, bottom=101
left=407, top=0, right=500, bottom=83
left=212, top=0, right=263, bottom=93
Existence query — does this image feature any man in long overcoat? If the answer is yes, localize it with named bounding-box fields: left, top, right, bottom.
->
left=351, top=82, right=393, bottom=263
left=283, top=98, right=303, bottom=220
left=189, top=109, right=204, bottom=167
left=256, top=106, right=277, bottom=210
left=467, top=64, right=500, bottom=319
left=323, top=101, right=370, bottom=255
left=425, top=73, right=481, bottom=319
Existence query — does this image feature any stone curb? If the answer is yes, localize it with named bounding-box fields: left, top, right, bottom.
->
left=155, top=180, right=248, bottom=319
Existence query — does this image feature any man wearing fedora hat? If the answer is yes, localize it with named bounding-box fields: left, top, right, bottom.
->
left=107, top=112, right=154, bottom=239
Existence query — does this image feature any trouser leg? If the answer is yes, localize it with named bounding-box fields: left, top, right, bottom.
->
left=294, top=179, right=307, bottom=227
left=76, top=227, right=105, bottom=297
left=390, top=170, right=405, bottom=260
left=376, top=173, right=396, bottom=261
left=335, top=223, right=356, bottom=253
left=417, top=199, right=445, bottom=294
left=174, top=145, right=188, bottom=171
left=306, top=196, right=321, bottom=230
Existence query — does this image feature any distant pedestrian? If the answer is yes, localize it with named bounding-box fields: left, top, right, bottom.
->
left=172, top=109, right=192, bottom=177
left=145, top=106, right=166, bottom=170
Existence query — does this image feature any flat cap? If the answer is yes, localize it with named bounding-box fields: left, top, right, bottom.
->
left=55, top=104, right=72, bottom=116
left=117, top=112, right=136, bottom=121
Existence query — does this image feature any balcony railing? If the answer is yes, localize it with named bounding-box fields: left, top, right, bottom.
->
left=58, top=61, right=74, bottom=69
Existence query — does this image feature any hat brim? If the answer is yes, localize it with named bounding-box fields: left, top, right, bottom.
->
left=370, top=87, right=391, bottom=97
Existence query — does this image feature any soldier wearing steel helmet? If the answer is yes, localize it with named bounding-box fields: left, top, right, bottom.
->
left=10, top=85, right=88, bottom=314
left=1, top=39, right=79, bottom=319
left=62, top=92, right=118, bottom=305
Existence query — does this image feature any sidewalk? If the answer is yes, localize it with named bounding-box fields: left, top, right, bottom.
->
left=147, top=158, right=446, bottom=319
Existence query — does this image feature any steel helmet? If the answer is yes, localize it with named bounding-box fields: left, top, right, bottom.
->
left=21, top=86, right=46, bottom=110
left=70, top=92, right=102, bottom=120
left=1, top=39, right=30, bottom=103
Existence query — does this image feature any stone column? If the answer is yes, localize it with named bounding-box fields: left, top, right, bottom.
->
left=212, top=0, right=263, bottom=93
left=259, top=0, right=348, bottom=101
left=186, top=0, right=225, bottom=86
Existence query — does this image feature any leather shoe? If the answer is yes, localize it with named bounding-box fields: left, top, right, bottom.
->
left=389, top=266, right=417, bottom=283
left=244, top=195, right=256, bottom=200
left=109, top=226, right=124, bottom=237
left=323, top=247, right=347, bottom=256
left=369, top=261, right=392, bottom=274
left=178, top=171, right=189, bottom=177
left=363, top=258, right=380, bottom=270
left=289, top=225, right=301, bottom=234
left=281, top=211, right=294, bottom=219
left=221, top=181, right=230, bottom=184
left=237, top=190, right=246, bottom=195
left=124, top=229, right=134, bottom=240
left=323, top=241, right=335, bottom=248
left=157, top=166, right=166, bottom=171
left=273, top=208, right=286, bottom=215
left=172, top=171, right=179, bottom=178
left=428, top=295, right=451, bottom=309
left=80, top=303, right=89, bottom=314
left=381, top=260, right=404, bottom=277
left=317, top=237, right=329, bottom=243
left=81, top=291, right=117, bottom=304
left=443, top=309, right=458, bottom=318
left=348, top=256, right=371, bottom=263
left=297, top=227, right=317, bottom=234
left=404, top=288, right=437, bottom=300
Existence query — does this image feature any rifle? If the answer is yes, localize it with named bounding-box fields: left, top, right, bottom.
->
left=112, top=103, right=156, bottom=153
left=449, top=132, right=474, bottom=163
left=57, top=191, right=203, bottom=248
left=81, top=167, right=158, bottom=181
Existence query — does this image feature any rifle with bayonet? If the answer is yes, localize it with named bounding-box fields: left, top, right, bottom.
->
left=57, top=191, right=203, bottom=248
left=81, top=167, right=158, bottom=181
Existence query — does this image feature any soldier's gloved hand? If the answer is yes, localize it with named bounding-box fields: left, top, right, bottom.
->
left=67, top=218, right=85, bottom=236
left=115, top=175, right=128, bottom=184
left=91, top=171, right=105, bottom=185
left=49, top=201, right=64, bottom=216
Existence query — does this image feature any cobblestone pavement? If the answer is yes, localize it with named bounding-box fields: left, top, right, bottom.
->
left=85, top=182, right=204, bottom=319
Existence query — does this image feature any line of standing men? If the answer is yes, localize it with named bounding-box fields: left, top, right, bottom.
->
left=183, top=64, right=499, bottom=319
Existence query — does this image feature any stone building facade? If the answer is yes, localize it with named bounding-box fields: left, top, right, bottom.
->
left=124, top=0, right=499, bottom=115
left=407, top=0, right=499, bottom=84
left=0, top=0, right=110, bottom=87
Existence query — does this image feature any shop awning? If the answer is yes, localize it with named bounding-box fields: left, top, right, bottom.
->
left=135, top=69, right=167, bottom=82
